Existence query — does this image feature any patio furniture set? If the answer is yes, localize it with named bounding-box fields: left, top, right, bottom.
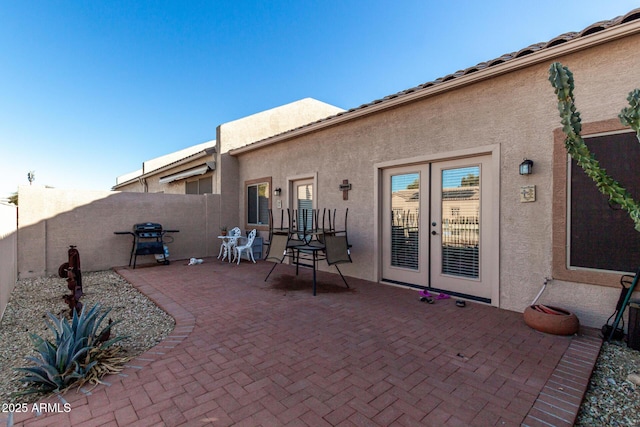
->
left=217, top=227, right=259, bottom=264
left=263, top=208, right=353, bottom=295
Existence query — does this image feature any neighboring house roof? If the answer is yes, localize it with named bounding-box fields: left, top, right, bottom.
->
left=113, top=98, right=344, bottom=189
left=230, top=7, right=640, bottom=155
left=141, top=140, right=216, bottom=175
left=443, top=187, right=480, bottom=201
left=158, top=165, right=211, bottom=184
left=392, top=189, right=419, bottom=202
left=113, top=140, right=216, bottom=189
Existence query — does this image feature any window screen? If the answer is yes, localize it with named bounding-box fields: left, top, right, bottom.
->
left=186, top=181, right=197, bottom=194
left=569, top=132, right=640, bottom=272
left=390, top=173, right=420, bottom=270
left=186, top=177, right=212, bottom=194
left=441, top=167, right=480, bottom=278
left=247, top=183, right=269, bottom=225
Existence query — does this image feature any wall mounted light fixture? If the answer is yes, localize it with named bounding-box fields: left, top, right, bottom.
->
left=519, top=159, right=534, bottom=175
left=273, top=187, right=282, bottom=196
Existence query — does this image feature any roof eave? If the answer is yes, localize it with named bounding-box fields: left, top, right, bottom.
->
left=112, top=149, right=213, bottom=190
left=229, top=19, right=640, bottom=156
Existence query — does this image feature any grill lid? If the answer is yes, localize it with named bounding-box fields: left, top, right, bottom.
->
left=133, top=222, right=163, bottom=236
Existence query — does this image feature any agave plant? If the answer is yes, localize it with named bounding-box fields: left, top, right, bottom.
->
left=16, top=303, right=124, bottom=395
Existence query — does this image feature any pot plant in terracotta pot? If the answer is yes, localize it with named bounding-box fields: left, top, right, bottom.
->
left=527, top=63, right=640, bottom=336
left=220, top=225, right=228, bottom=236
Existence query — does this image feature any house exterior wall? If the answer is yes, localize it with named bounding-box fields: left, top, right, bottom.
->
left=0, top=202, right=17, bottom=321
left=233, top=32, right=640, bottom=328
left=212, top=98, right=344, bottom=230
left=17, top=186, right=225, bottom=278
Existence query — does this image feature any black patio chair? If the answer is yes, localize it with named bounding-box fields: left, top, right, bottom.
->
left=323, top=233, right=351, bottom=288
left=264, top=232, right=290, bottom=282
left=322, top=208, right=351, bottom=288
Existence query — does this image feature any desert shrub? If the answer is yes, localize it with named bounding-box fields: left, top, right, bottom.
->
left=16, top=303, right=125, bottom=395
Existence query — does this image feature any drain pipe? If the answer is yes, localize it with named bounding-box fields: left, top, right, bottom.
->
left=138, top=177, right=148, bottom=193
left=531, top=277, right=551, bottom=305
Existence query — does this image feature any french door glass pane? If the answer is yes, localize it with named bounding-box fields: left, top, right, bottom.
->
left=391, top=173, right=420, bottom=270
left=441, top=167, right=480, bottom=278
left=297, top=184, right=313, bottom=230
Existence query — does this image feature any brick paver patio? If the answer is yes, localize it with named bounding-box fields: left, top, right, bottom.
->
left=8, top=258, right=601, bottom=426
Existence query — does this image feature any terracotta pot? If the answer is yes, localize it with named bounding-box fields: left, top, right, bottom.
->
left=523, top=305, right=579, bottom=335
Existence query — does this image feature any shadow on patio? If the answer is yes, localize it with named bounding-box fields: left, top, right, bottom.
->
left=12, top=258, right=600, bottom=426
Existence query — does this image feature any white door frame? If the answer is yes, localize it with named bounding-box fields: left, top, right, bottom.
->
left=286, top=173, right=318, bottom=211
left=374, top=144, right=500, bottom=306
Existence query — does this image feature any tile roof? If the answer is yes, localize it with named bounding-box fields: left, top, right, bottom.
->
left=231, top=7, right=640, bottom=153
left=339, top=8, right=640, bottom=111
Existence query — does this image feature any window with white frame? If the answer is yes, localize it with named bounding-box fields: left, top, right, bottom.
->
left=247, top=180, right=270, bottom=226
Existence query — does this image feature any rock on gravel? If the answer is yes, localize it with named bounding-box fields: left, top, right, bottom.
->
left=575, top=341, right=640, bottom=426
left=0, top=270, right=175, bottom=403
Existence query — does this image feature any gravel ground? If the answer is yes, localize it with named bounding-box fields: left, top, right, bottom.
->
left=576, top=340, right=640, bottom=426
left=1, top=271, right=639, bottom=425
left=0, top=270, right=175, bottom=404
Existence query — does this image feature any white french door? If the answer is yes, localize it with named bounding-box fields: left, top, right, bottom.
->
left=382, top=155, right=496, bottom=303
left=382, top=165, right=429, bottom=286
left=292, top=179, right=314, bottom=231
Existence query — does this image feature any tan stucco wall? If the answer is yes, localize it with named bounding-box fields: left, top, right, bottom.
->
left=218, top=98, right=344, bottom=154
left=233, top=33, right=640, bottom=328
left=17, top=186, right=224, bottom=278
left=0, top=202, right=17, bottom=321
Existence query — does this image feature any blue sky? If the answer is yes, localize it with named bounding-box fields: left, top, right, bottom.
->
left=1, top=1, right=638, bottom=199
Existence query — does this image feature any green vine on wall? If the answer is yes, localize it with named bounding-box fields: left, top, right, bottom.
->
left=548, top=62, right=640, bottom=232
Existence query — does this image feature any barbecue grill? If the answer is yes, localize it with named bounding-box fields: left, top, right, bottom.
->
left=114, top=222, right=179, bottom=268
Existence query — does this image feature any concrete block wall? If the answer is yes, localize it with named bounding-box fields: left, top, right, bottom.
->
left=0, top=202, right=17, bottom=321
left=17, top=186, right=223, bottom=278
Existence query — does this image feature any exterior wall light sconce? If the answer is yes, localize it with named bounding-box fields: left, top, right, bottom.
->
left=273, top=187, right=282, bottom=197
left=519, top=159, right=534, bottom=175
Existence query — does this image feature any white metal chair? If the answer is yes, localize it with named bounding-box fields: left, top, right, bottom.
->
left=218, top=227, right=241, bottom=262
left=234, top=229, right=257, bottom=264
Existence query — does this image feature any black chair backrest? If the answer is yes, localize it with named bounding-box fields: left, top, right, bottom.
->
left=324, top=234, right=352, bottom=266
left=265, top=233, right=289, bottom=263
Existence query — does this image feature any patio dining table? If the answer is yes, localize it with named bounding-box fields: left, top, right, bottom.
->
left=266, top=208, right=351, bottom=295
